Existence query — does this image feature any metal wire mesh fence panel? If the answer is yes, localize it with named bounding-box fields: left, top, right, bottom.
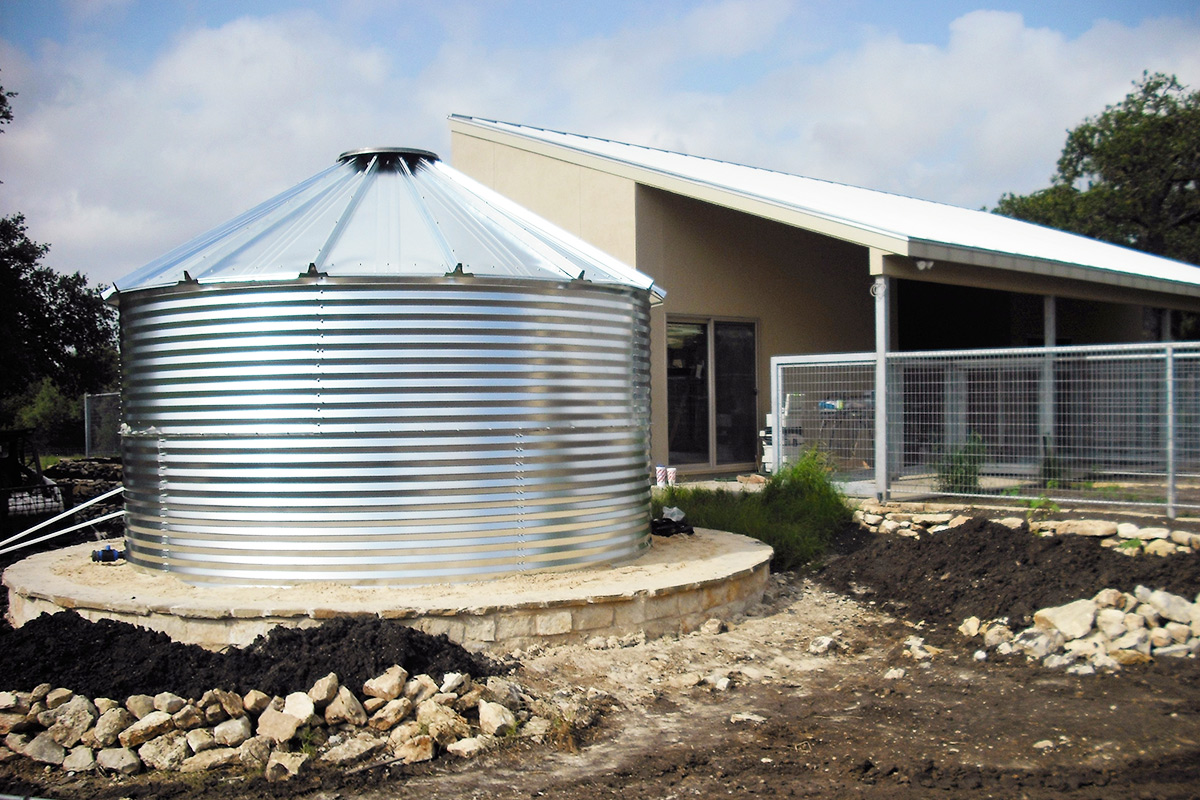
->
left=773, top=343, right=1200, bottom=516
left=84, top=392, right=121, bottom=458
left=771, top=354, right=875, bottom=479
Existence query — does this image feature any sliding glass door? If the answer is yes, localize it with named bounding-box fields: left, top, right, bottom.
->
left=666, top=318, right=757, bottom=469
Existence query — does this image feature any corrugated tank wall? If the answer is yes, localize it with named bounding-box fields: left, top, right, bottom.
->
left=120, top=275, right=652, bottom=585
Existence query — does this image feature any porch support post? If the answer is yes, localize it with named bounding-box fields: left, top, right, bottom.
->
left=1039, top=295, right=1056, bottom=480
left=873, top=275, right=890, bottom=502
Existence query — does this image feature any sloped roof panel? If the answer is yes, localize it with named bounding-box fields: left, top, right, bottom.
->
left=450, top=116, right=1200, bottom=294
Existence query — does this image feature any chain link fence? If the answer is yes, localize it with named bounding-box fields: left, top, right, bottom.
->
left=773, top=342, right=1200, bottom=516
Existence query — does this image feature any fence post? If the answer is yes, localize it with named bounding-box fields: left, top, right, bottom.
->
left=1166, top=344, right=1177, bottom=519
left=84, top=392, right=92, bottom=459
left=873, top=276, right=889, bottom=501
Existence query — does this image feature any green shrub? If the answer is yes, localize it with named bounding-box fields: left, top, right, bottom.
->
left=652, top=448, right=850, bottom=571
left=936, top=432, right=986, bottom=494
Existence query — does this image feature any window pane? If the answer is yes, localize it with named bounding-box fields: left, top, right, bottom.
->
left=667, top=322, right=709, bottom=464
left=715, top=321, right=757, bottom=464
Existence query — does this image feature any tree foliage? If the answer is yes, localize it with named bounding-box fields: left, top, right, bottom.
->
left=0, top=77, right=119, bottom=450
left=994, top=72, right=1200, bottom=267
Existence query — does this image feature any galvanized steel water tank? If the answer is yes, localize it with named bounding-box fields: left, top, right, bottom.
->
left=111, top=148, right=661, bottom=585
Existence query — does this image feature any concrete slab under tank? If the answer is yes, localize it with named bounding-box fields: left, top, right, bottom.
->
left=3, top=530, right=772, bottom=652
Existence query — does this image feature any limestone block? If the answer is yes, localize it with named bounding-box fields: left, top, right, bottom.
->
left=463, top=615, right=497, bottom=643
left=1093, top=588, right=1125, bottom=608
left=1137, top=527, right=1171, bottom=540
left=1117, top=523, right=1142, bottom=539
left=478, top=700, right=516, bottom=736
left=1145, top=540, right=1178, bottom=557
left=535, top=610, right=573, bottom=635
left=282, top=692, right=316, bottom=722
left=179, top=747, right=239, bottom=772
left=1056, top=520, right=1118, bottom=538
left=368, top=698, right=413, bottom=731
left=1110, top=629, right=1152, bottom=655
left=364, top=665, right=408, bottom=700
left=24, top=732, right=66, bottom=765
left=186, top=728, right=216, bottom=754
left=403, top=675, right=440, bottom=706
left=308, top=673, right=340, bottom=707
left=1165, top=621, right=1192, bottom=644
left=45, top=688, right=74, bottom=709
left=319, top=732, right=386, bottom=765
left=211, top=689, right=244, bottom=719
left=172, top=704, right=204, bottom=730
left=415, top=700, right=470, bottom=745
left=92, top=707, right=135, bottom=748
left=63, top=745, right=95, bottom=772
left=325, top=686, right=368, bottom=726
left=125, top=695, right=156, bottom=719
left=446, top=736, right=488, bottom=758
left=138, top=730, right=189, bottom=771
left=118, top=711, right=175, bottom=749
left=214, top=715, right=253, bottom=747
left=153, top=692, right=186, bottom=714
left=265, top=750, right=309, bottom=782
left=238, top=735, right=272, bottom=769
left=0, top=713, right=30, bottom=736
left=1034, top=599, right=1098, bottom=640
left=1170, top=530, right=1194, bottom=546
left=393, top=733, right=434, bottom=764
left=643, top=594, right=680, bottom=622
left=257, top=708, right=303, bottom=744
left=44, top=695, right=97, bottom=747
left=96, top=747, right=141, bottom=775
left=440, top=672, right=468, bottom=695
left=1148, top=589, right=1194, bottom=623
left=243, top=689, right=272, bottom=715
left=1153, top=644, right=1193, bottom=658
left=982, top=624, right=1013, bottom=648
left=1095, top=608, right=1128, bottom=639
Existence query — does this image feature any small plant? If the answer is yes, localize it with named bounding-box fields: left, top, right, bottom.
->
left=1039, top=441, right=1067, bottom=488
left=297, top=725, right=319, bottom=757
left=936, top=432, right=986, bottom=494
left=651, top=447, right=850, bottom=571
left=1023, top=494, right=1060, bottom=523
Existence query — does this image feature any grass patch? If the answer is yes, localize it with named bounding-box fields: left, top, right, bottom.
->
left=652, top=448, right=850, bottom=571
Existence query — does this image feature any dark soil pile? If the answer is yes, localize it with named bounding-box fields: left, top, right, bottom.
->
left=816, top=517, right=1200, bottom=631
left=0, top=611, right=507, bottom=699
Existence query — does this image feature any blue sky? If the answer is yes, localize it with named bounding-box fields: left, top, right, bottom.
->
left=2, top=1, right=1199, bottom=285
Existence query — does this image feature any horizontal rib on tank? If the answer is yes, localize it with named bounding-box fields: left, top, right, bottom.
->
left=120, top=277, right=651, bottom=585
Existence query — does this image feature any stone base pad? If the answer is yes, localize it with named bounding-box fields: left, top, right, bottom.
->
left=3, top=530, right=772, bottom=652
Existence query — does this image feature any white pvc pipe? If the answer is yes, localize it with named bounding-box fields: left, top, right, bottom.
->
left=0, top=485, right=124, bottom=550
left=0, top=510, right=126, bottom=557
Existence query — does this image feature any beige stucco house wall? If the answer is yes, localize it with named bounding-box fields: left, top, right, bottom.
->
left=450, top=120, right=1190, bottom=475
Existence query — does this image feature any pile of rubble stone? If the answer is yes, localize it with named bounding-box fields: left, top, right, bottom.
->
left=855, top=507, right=1200, bottom=557
left=956, top=584, right=1200, bottom=674
left=0, top=665, right=566, bottom=782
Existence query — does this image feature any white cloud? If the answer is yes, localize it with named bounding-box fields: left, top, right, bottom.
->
left=2, top=3, right=1199, bottom=287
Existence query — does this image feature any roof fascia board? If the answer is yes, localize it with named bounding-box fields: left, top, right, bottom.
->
left=450, top=118, right=910, bottom=256
left=878, top=252, right=1200, bottom=312
left=906, top=239, right=1200, bottom=303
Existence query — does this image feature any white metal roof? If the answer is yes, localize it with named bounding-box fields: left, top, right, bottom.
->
left=113, top=148, right=662, bottom=299
left=450, top=115, right=1200, bottom=299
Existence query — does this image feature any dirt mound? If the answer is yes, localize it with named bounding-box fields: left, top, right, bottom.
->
left=0, top=611, right=507, bottom=698
left=816, top=517, right=1200, bottom=631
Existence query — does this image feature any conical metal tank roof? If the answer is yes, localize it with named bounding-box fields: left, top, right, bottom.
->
left=113, top=148, right=662, bottom=299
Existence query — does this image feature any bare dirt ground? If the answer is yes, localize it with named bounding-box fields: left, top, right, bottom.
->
left=5, top=517, right=1200, bottom=799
